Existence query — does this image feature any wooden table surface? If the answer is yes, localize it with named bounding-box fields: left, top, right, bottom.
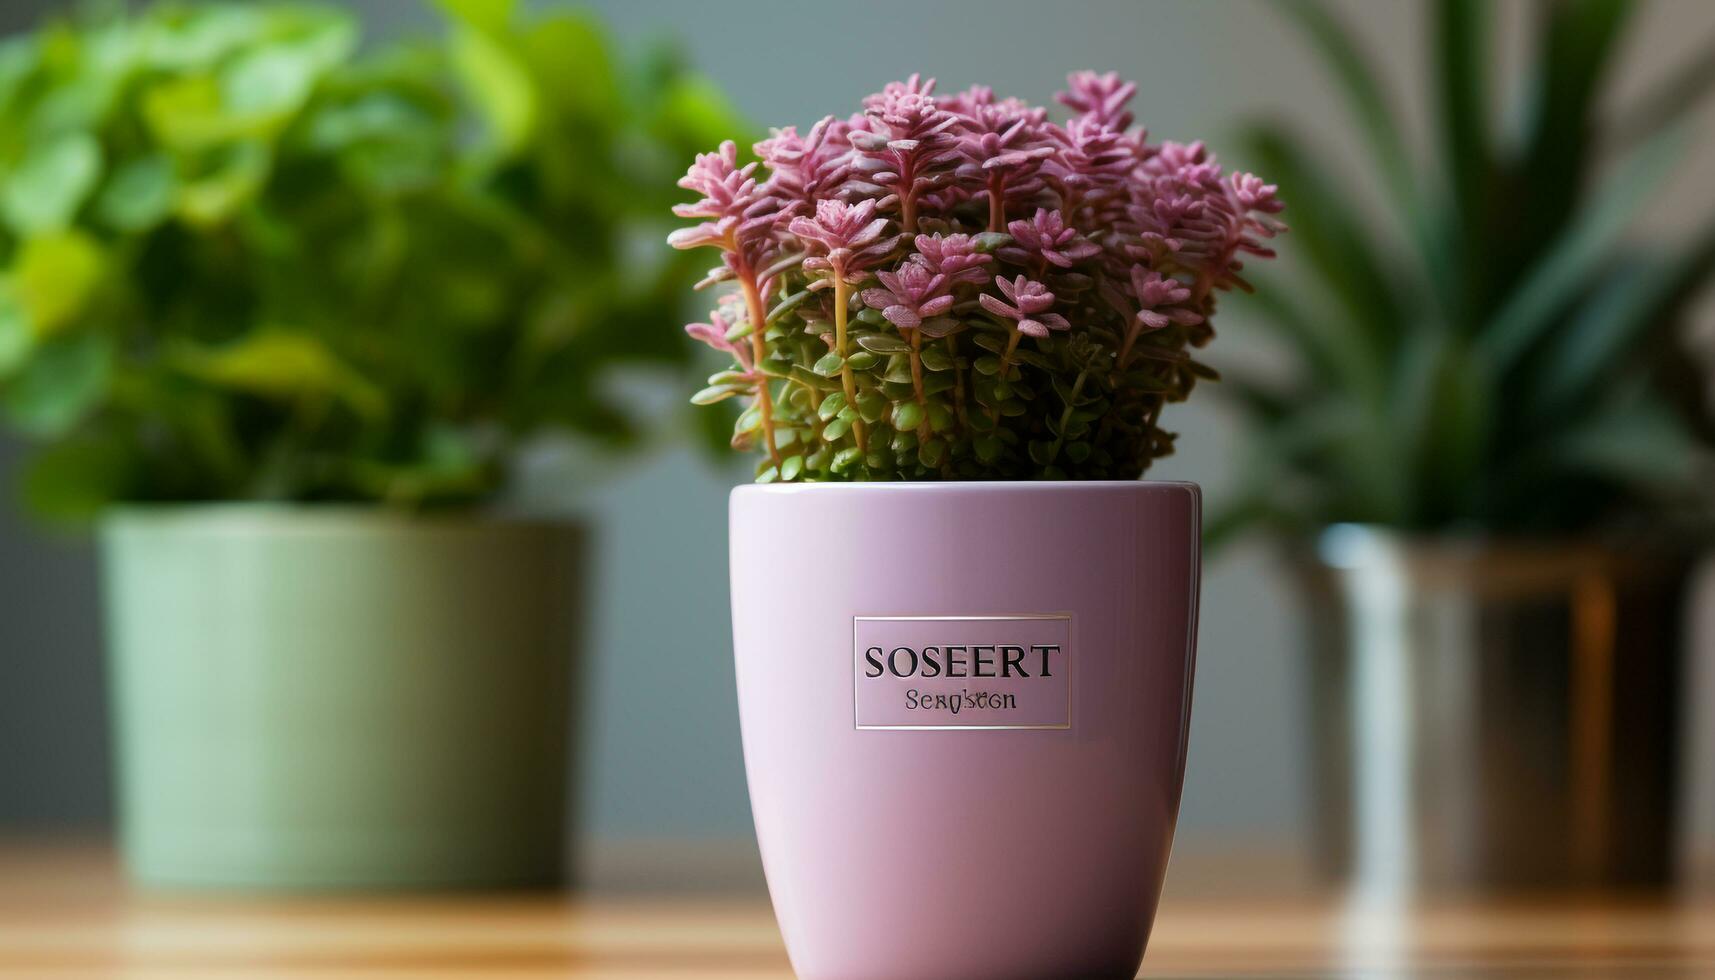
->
left=3, top=844, right=1714, bottom=978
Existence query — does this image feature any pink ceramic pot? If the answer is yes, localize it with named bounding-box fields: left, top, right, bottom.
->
left=730, top=481, right=1201, bottom=980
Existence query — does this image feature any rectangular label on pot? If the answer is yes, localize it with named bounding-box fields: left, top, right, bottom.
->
left=853, top=615, right=1072, bottom=731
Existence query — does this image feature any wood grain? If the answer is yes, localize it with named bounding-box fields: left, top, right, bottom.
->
left=2, top=843, right=1713, bottom=978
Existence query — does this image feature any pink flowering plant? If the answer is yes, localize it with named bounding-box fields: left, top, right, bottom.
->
left=670, top=73, right=1283, bottom=481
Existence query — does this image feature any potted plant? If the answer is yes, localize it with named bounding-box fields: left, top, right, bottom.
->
left=669, top=73, right=1282, bottom=976
left=0, top=0, right=741, bottom=888
left=1220, top=0, right=1715, bottom=890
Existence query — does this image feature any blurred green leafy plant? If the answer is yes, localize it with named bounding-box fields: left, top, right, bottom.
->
left=0, top=0, right=743, bottom=520
left=1222, top=0, right=1715, bottom=539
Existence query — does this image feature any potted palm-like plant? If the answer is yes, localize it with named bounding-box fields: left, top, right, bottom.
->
left=0, top=0, right=740, bottom=888
left=669, top=73, right=1283, bottom=977
left=1221, top=0, right=1715, bottom=890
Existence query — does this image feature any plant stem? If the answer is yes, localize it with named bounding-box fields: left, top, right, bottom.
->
left=948, top=335, right=968, bottom=435
left=901, top=179, right=918, bottom=235
left=799, top=336, right=826, bottom=448
left=1116, top=317, right=1142, bottom=374
left=984, top=330, right=1023, bottom=429
left=832, top=271, right=867, bottom=452
left=908, top=331, right=930, bottom=438
left=1143, top=399, right=1162, bottom=451
left=987, top=173, right=1006, bottom=232
left=739, top=273, right=781, bottom=467
left=1192, top=237, right=1241, bottom=305
left=1046, top=368, right=1089, bottom=465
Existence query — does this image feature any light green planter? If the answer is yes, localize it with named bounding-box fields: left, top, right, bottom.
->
left=101, top=507, right=582, bottom=890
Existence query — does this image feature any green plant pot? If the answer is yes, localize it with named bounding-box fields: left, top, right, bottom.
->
left=100, top=506, right=583, bottom=890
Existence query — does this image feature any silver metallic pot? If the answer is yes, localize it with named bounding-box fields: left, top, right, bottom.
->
left=1294, top=525, right=1699, bottom=893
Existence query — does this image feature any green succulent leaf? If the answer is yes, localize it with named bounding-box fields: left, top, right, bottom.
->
left=811, top=351, right=845, bottom=377
left=767, top=290, right=811, bottom=324
left=817, top=391, right=846, bottom=421
left=855, top=391, right=887, bottom=424
left=690, top=383, right=745, bottom=405
left=857, top=333, right=911, bottom=354
left=831, top=446, right=863, bottom=472
left=881, top=358, right=915, bottom=384
left=892, top=401, right=923, bottom=431
left=917, top=438, right=946, bottom=469
left=927, top=402, right=954, bottom=433
left=922, top=372, right=956, bottom=396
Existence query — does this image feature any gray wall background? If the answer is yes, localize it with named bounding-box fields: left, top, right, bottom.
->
left=3, top=0, right=1715, bottom=876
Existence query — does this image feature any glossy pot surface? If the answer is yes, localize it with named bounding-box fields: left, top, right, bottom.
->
left=730, top=482, right=1201, bottom=979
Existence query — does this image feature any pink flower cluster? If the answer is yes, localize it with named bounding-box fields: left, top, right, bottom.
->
left=674, top=71, right=1278, bottom=332
left=669, top=71, right=1284, bottom=480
